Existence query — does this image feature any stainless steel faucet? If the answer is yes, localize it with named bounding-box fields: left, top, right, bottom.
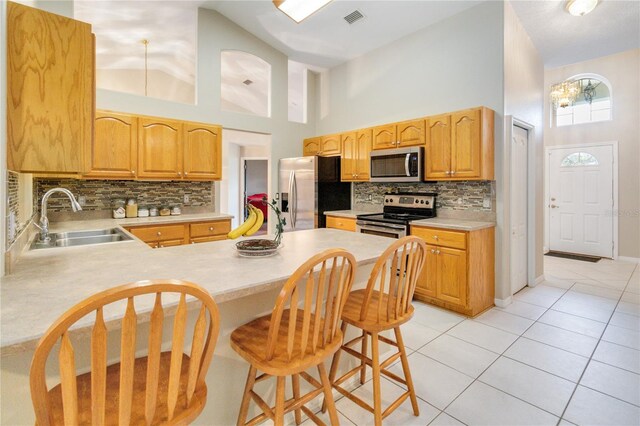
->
left=37, top=188, right=82, bottom=242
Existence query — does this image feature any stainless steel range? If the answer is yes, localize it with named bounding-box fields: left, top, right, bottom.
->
left=356, top=192, right=437, bottom=238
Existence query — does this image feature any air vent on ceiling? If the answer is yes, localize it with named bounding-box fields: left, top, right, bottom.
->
left=243, top=79, right=253, bottom=85
left=343, top=10, right=364, bottom=25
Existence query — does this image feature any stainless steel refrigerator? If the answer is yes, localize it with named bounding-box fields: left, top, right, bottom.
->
left=279, top=156, right=351, bottom=232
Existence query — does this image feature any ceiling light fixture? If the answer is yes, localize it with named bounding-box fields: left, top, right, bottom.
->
left=273, top=0, right=333, bottom=23
left=565, top=0, right=599, bottom=16
left=550, top=79, right=581, bottom=108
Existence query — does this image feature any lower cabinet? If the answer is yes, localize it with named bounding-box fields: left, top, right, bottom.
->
left=326, top=216, right=356, bottom=232
left=411, top=225, right=494, bottom=316
left=126, top=219, right=231, bottom=248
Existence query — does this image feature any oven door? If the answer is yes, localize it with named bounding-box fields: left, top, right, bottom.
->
left=356, top=220, right=407, bottom=239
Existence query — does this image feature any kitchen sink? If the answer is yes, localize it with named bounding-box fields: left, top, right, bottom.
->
left=31, top=228, right=133, bottom=250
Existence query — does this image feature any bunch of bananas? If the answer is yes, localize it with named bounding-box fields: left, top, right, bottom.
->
left=227, top=204, right=265, bottom=239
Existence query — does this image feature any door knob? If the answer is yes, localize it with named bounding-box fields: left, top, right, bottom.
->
left=551, top=197, right=556, bottom=201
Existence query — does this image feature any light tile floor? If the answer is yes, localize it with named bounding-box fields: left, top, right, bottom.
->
left=301, top=256, right=640, bottom=425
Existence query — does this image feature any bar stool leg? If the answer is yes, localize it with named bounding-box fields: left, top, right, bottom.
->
left=323, top=322, right=347, bottom=413
left=360, top=330, right=368, bottom=384
left=275, top=376, right=286, bottom=426
left=319, top=363, right=339, bottom=426
left=395, top=326, right=419, bottom=416
left=292, top=374, right=302, bottom=425
left=371, top=332, right=382, bottom=426
left=237, top=366, right=257, bottom=426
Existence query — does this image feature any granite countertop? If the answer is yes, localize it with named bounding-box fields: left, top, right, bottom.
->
left=323, top=210, right=380, bottom=219
left=0, top=229, right=395, bottom=354
left=411, top=217, right=496, bottom=231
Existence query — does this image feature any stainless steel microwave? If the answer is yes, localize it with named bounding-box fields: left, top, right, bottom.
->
left=370, top=147, right=423, bottom=182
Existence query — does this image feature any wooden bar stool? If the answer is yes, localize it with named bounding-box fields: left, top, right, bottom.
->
left=230, top=249, right=357, bottom=426
left=325, top=236, right=427, bottom=426
left=30, top=279, right=220, bottom=426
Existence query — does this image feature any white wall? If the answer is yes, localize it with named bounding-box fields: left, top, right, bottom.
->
left=315, top=2, right=504, bottom=134
left=544, top=49, right=640, bottom=259
left=503, top=2, right=545, bottom=290
left=245, top=160, right=268, bottom=196
left=220, top=142, right=241, bottom=227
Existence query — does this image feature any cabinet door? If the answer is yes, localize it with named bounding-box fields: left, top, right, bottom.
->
left=7, top=2, right=94, bottom=173
left=451, top=108, right=481, bottom=179
left=183, top=123, right=221, bottom=180
left=355, top=129, right=372, bottom=181
left=303, top=137, right=321, bottom=156
left=416, top=244, right=438, bottom=298
left=320, top=134, right=341, bottom=156
left=138, top=118, right=182, bottom=179
left=397, top=119, right=425, bottom=147
left=436, top=246, right=467, bottom=307
left=86, top=112, right=137, bottom=178
left=425, top=115, right=451, bottom=179
left=341, top=132, right=357, bottom=181
left=372, top=125, right=397, bottom=150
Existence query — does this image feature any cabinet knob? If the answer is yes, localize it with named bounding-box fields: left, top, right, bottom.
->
left=209, top=227, right=214, bottom=231
left=431, top=249, right=436, bottom=254
left=433, top=235, right=439, bottom=240
left=157, top=231, right=162, bottom=236
left=160, top=244, right=164, bottom=248
left=445, top=171, right=451, bottom=175
left=178, top=172, right=182, bottom=176
left=451, top=171, right=456, bottom=175
left=131, top=170, right=135, bottom=174
left=436, top=250, right=441, bottom=254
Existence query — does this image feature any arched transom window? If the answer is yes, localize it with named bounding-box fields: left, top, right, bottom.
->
left=554, top=75, right=611, bottom=127
left=560, top=152, right=599, bottom=167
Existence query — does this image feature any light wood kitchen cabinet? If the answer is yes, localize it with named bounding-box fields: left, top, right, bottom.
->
left=341, top=129, right=371, bottom=182
left=85, top=111, right=138, bottom=179
left=372, top=119, right=425, bottom=151
left=137, top=118, right=183, bottom=179
left=326, top=216, right=356, bottom=232
left=7, top=1, right=94, bottom=174
left=127, top=223, right=187, bottom=248
left=189, top=220, right=231, bottom=243
left=126, top=218, right=231, bottom=248
left=320, top=134, right=342, bottom=156
left=425, top=107, right=494, bottom=180
left=183, top=123, right=222, bottom=180
left=411, top=225, right=494, bottom=316
left=303, top=137, right=321, bottom=156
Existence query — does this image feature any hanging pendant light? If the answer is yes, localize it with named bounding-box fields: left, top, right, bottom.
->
left=550, top=80, right=581, bottom=108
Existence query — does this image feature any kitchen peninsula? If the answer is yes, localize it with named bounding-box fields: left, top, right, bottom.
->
left=0, top=226, right=394, bottom=425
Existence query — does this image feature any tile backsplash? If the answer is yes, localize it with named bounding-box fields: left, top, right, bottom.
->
left=6, top=171, right=37, bottom=249
left=354, top=181, right=495, bottom=214
left=35, top=179, right=215, bottom=213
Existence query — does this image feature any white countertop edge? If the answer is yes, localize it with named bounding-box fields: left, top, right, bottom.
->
left=410, top=218, right=496, bottom=231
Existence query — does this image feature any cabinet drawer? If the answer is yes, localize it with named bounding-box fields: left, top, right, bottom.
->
left=128, top=224, right=185, bottom=242
left=411, top=226, right=466, bottom=249
left=326, top=216, right=356, bottom=232
left=158, top=239, right=184, bottom=248
left=190, top=220, right=231, bottom=238
left=190, top=235, right=228, bottom=244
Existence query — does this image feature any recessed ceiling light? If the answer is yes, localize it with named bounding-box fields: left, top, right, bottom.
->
left=273, top=0, right=333, bottom=23
left=566, top=0, right=599, bottom=16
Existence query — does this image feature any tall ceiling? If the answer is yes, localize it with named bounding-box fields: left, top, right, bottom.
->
left=511, top=0, right=640, bottom=68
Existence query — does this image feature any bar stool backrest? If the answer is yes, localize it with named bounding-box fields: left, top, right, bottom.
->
left=359, top=236, right=427, bottom=323
left=30, top=279, right=220, bottom=426
left=265, top=249, right=357, bottom=362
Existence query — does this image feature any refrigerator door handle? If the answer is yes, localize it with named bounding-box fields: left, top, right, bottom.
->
left=404, top=154, right=411, bottom=177
left=291, top=170, right=298, bottom=229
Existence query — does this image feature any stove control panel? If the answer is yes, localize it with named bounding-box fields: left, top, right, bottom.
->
left=383, top=193, right=436, bottom=209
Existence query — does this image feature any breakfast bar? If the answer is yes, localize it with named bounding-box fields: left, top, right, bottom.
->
left=1, top=227, right=394, bottom=425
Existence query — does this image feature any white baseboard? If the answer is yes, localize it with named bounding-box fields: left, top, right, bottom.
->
left=494, top=296, right=512, bottom=308
left=532, top=275, right=545, bottom=286
left=543, top=246, right=549, bottom=254
left=618, top=256, right=640, bottom=264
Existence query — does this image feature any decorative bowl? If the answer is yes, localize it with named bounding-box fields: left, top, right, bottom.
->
left=235, top=239, right=281, bottom=257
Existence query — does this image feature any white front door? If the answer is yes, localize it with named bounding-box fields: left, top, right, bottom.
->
left=549, top=145, right=613, bottom=258
left=511, top=126, right=528, bottom=293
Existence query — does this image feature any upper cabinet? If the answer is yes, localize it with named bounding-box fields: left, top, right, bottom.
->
left=341, top=129, right=371, bottom=182
left=372, top=119, right=425, bottom=151
left=303, top=135, right=341, bottom=157
left=87, top=111, right=222, bottom=181
left=85, top=112, right=137, bottom=179
left=7, top=1, right=94, bottom=174
left=425, top=107, right=494, bottom=181
left=138, top=118, right=183, bottom=179
left=183, top=123, right=222, bottom=180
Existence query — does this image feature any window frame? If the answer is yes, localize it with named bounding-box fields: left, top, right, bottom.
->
left=551, top=73, right=613, bottom=128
